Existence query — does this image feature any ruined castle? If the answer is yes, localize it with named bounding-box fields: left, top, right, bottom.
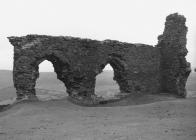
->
left=8, top=13, right=191, bottom=105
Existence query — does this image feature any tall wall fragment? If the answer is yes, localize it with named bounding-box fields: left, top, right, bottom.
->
left=157, top=13, right=191, bottom=97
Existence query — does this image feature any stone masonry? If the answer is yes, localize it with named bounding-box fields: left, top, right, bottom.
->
left=8, top=13, right=191, bottom=105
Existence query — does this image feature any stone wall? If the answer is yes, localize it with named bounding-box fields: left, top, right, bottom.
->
left=8, top=13, right=191, bottom=105
left=157, top=13, right=191, bottom=97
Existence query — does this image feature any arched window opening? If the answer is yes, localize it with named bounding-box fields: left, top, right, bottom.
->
left=95, top=64, right=120, bottom=99
left=35, top=60, right=67, bottom=100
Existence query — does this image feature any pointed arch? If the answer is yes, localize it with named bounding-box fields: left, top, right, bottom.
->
left=35, top=60, right=67, bottom=100
left=95, top=63, right=120, bottom=99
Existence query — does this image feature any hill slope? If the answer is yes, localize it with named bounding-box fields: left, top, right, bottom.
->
left=0, top=71, right=196, bottom=139
left=0, top=97, right=196, bottom=140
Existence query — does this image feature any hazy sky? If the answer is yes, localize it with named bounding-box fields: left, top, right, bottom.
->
left=0, top=0, right=195, bottom=71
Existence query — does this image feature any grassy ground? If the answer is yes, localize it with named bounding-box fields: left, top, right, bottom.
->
left=0, top=70, right=196, bottom=140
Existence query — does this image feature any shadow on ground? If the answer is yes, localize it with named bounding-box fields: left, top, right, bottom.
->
left=1, top=90, right=192, bottom=112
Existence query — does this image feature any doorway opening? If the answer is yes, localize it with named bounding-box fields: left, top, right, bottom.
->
left=95, top=64, right=120, bottom=99
left=35, top=60, right=67, bottom=100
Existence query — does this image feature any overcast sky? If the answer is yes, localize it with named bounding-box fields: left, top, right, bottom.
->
left=0, top=0, right=195, bottom=71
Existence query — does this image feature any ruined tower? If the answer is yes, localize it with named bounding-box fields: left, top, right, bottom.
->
left=157, top=13, right=191, bottom=97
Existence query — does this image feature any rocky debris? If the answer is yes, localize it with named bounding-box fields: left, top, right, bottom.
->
left=7, top=13, right=190, bottom=105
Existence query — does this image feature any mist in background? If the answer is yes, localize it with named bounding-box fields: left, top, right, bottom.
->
left=0, top=0, right=195, bottom=72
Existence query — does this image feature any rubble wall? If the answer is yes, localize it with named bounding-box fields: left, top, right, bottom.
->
left=157, top=13, right=191, bottom=97
left=8, top=13, right=191, bottom=105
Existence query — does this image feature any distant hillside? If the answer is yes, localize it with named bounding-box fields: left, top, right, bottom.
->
left=35, top=72, right=66, bottom=92
left=186, top=72, right=196, bottom=91
left=0, top=70, right=13, bottom=89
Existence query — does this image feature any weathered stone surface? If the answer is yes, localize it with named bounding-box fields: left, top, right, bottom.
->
left=8, top=13, right=191, bottom=105
left=157, top=13, right=191, bottom=97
